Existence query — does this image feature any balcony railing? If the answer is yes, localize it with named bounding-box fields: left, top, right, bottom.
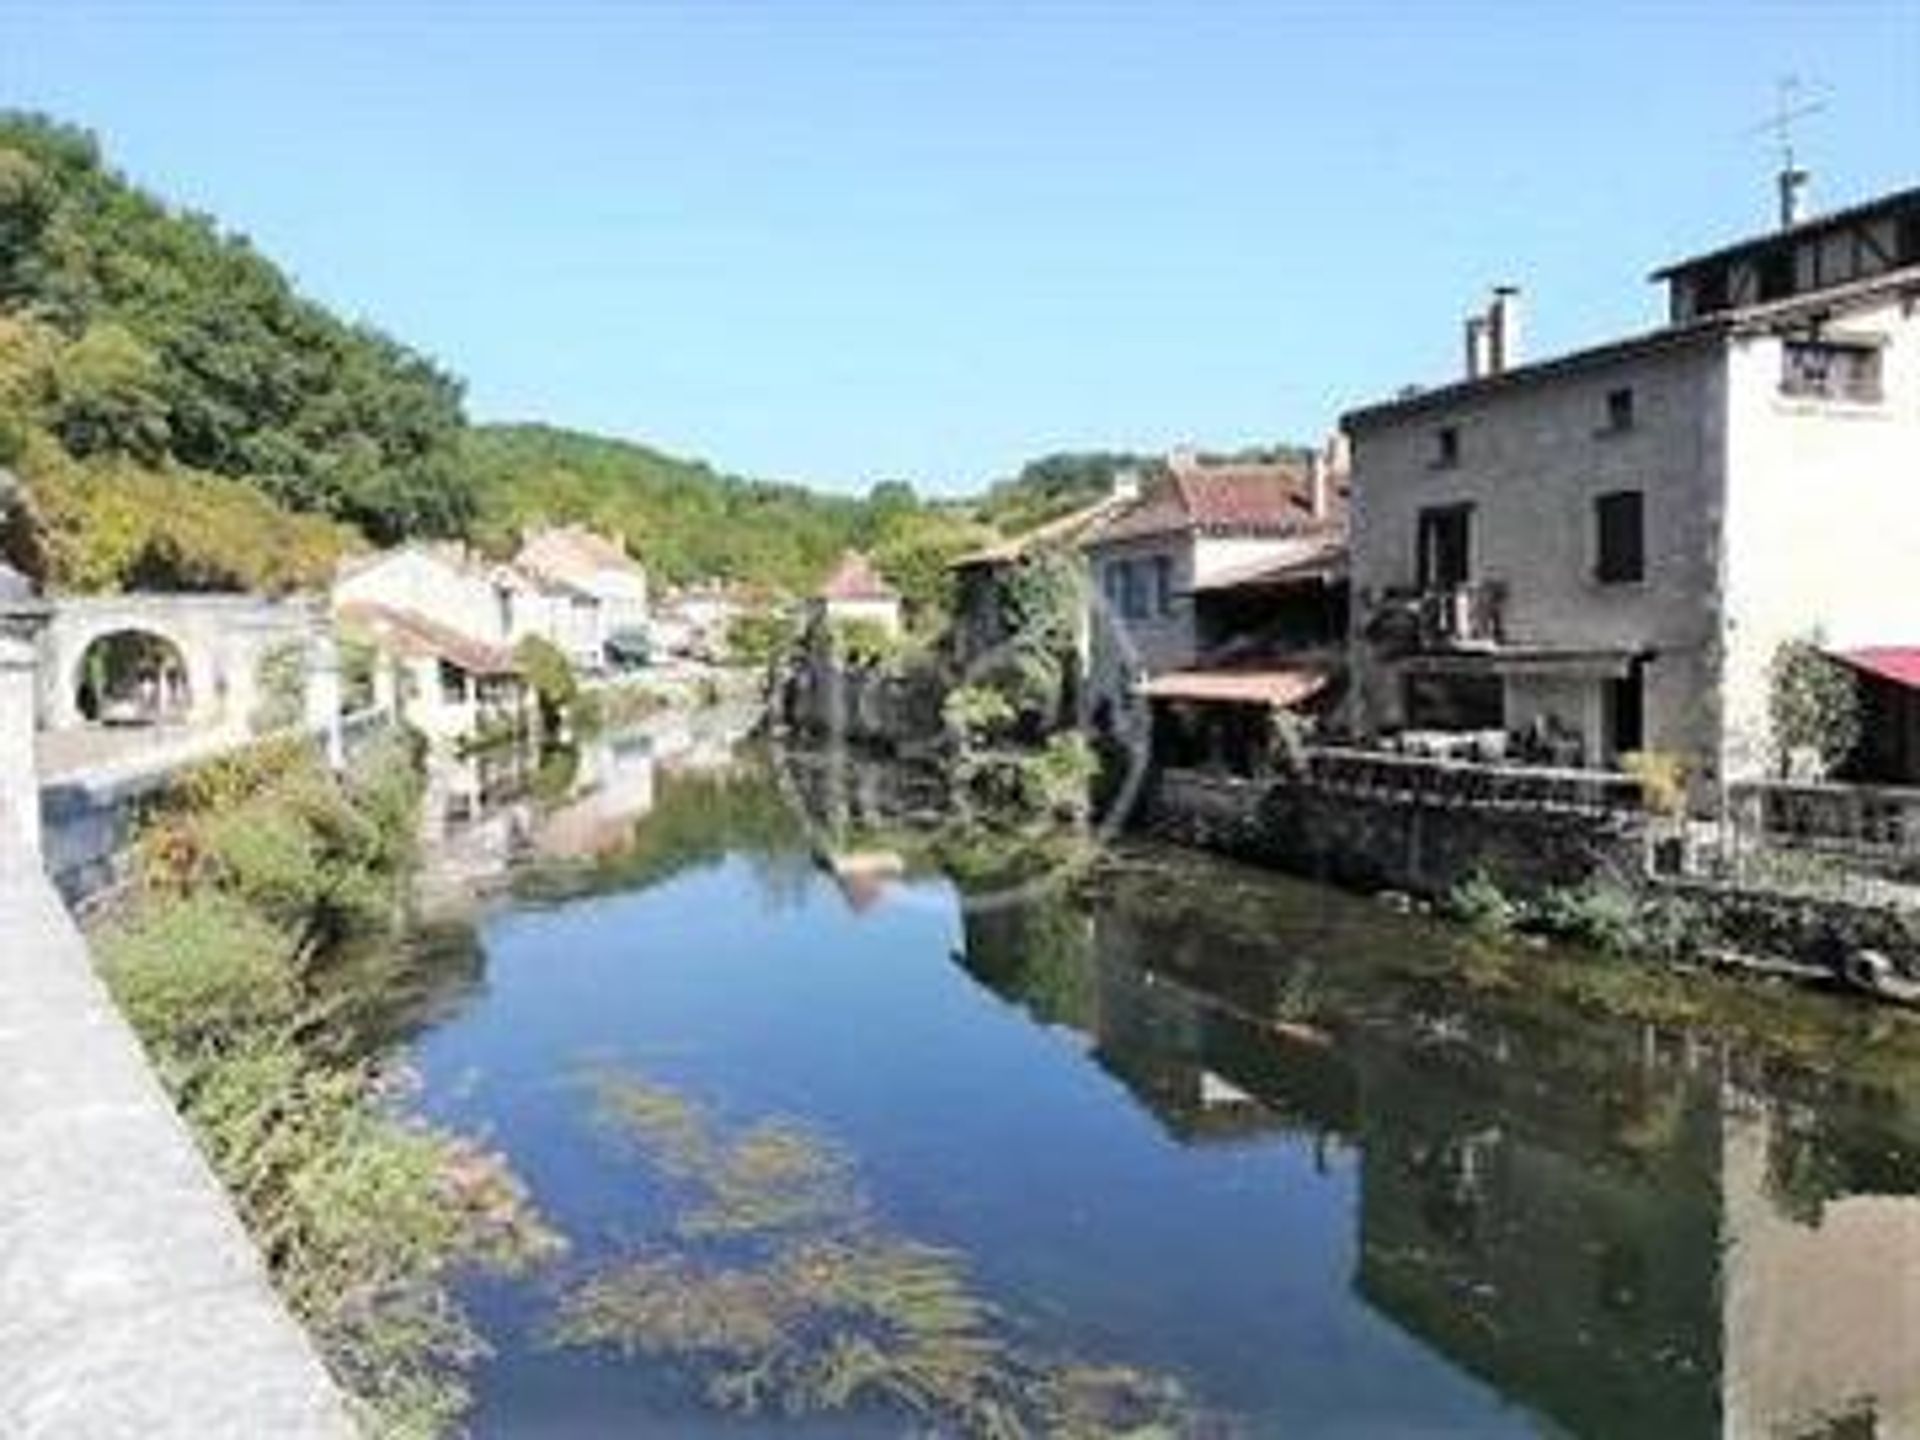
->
left=1368, top=581, right=1507, bottom=653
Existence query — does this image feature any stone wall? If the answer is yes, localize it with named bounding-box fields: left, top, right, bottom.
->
left=1658, top=877, right=1920, bottom=985
left=1146, top=767, right=1647, bottom=899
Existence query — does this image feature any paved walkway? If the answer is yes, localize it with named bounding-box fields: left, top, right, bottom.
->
left=36, top=721, right=246, bottom=786
left=0, top=853, right=353, bottom=1438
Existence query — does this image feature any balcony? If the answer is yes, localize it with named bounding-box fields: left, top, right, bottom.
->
left=1367, top=581, right=1507, bottom=654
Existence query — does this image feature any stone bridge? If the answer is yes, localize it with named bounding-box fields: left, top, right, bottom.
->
left=35, top=592, right=327, bottom=734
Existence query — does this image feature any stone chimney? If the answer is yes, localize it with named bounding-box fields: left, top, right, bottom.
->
left=1464, top=314, right=1491, bottom=380
left=1487, top=285, right=1523, bottom=374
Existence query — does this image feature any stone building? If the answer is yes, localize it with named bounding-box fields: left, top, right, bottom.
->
left=1080, top=445, right=1348, bottom=757
left=513, top=525, right=650, bottom=665
left=1343, top=182, right=1920, bottom=789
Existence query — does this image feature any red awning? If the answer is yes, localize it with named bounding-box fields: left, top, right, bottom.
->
left=1139, top=666, right=1330, bottom=709
left=1839, top=647, right=1920, bottom=690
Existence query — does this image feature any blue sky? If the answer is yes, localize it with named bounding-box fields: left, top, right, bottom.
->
left=3, top=2, right=1916, bottom=494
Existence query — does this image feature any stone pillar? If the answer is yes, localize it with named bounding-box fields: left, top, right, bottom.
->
left=0, top=582, right=52, bottom=864
left=307, top=626, right=344, bottom=770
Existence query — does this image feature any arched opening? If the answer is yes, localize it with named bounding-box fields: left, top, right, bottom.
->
left=74, top=629, right=193, bottom=726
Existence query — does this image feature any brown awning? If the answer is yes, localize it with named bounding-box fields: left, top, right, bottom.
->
left=1140, top=666, right=1330, bottom=708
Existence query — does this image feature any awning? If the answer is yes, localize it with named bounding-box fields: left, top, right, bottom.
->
left=1837, top=647, right=1920, bottom=689
left=1139, top=665, right=1330, bottom=708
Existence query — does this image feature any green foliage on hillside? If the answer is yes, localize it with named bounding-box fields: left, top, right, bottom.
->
left=0, top=111, right=473, bottom=589
left=976, top=451, right=1155, bottom=533
left=465, top=423, right=989, bottom=619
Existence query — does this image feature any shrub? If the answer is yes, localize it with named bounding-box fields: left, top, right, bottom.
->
left=514, top=634, right=578, bottom=735
left=942, top=683, right=1017, bottom=745
left=1442, top=869, right=1520, bottom=941
left=1768, top=635, right=1861, bottom=778
left=1532, top=882, right=1650, bottom=956
left=1621, top=750, right=1687, bottom=819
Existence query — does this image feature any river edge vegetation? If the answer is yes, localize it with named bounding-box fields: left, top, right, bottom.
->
left=550, top=1067, right=1197, bottom=1439
left=88, top=733, right=561, bottom=1435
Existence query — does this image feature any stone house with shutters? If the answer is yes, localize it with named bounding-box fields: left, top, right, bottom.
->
left=1343, top=182, right=1920, bottom=793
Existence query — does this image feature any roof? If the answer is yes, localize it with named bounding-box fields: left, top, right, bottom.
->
left=1083, top=455, right=1339, bottom=548
left=1344, top=263, right=1920, bottom=431
left=1837, top=647, right=1920, bottom=690
left=335, top=600, right=519, bottom=677
left=818, top=551, right=898, bottom=602
left=1139, top=664, right=1331, bottom=709
left=949, top=491, right=1135, bottom=570
left=516, top=525, right=645, bottom=584
left=1186, top=532, right=1349, bottom=594
left=1652, top=183, right=1920, bottom=281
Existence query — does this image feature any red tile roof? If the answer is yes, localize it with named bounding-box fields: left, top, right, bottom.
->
left=819, top=552, right=898, bottom=602
left=1839, top=648, right=1920, bottom=690
left=1085, top=455, right=1344, bottom=546
left=336, top=601, right=519, bottom=677
left=1139, top=664, right=1331, bottom=709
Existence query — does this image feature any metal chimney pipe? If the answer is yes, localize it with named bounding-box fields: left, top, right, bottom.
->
left=1778, top=166, right=1810, bottom=228
left=1488, top=286, right=1523, bottom=374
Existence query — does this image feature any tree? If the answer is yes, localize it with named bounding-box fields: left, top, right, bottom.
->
left=514, top=634, right=578, bottom=736
left=1768, top=635, right=1862, bottom=778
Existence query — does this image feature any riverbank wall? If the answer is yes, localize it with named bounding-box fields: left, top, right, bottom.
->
left=1143, top=764, right=1648, bottom=898
left=1142, top=760, right=1920, bottom=990
left=0, top=851, right=354, bottom=1438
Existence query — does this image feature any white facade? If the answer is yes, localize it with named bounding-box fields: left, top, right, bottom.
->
left=1346, top=263, right=1920, bottom=791
left=334, top=547, right=511, bottom=647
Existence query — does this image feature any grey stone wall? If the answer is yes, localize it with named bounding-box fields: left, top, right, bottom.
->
left=1146, top=768, right=1647, bottom=899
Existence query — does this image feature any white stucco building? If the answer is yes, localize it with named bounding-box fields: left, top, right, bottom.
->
left=514, top=525, right=650, bottom=666
left=813, top=552, right=902, bottom=637
left=1344, top=182, right=1920, bottom=790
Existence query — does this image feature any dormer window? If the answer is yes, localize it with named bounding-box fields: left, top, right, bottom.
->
left=1434, top=425, right=1460, bottom=469
left=1781, top=339, right=1883, bottom=404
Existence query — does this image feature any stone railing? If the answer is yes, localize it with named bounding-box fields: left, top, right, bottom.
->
left=1301, top=746, right=1647, bottom=815
left=1730, top=779, right=1920, bottom=861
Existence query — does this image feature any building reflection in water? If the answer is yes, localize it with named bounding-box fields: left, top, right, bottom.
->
left=955, top=876, right=1920, bottom=1440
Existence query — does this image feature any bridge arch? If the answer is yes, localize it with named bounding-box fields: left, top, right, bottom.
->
left=36, top=594, right=325, bottom=736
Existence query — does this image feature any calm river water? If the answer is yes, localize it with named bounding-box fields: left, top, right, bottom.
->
left=400, top=729, right=1920, bottom=1439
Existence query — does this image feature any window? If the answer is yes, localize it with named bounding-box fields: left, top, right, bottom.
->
left=1594, top=490, right=1645, bottom=584
left=1150, top=555, right=1174, bottom=616
left=438, top=658, right=471, bottom=705
left=1433, top=425, right=1460, bottom=469
left=1781, top=340, right=1883, bottom=403
left=1604, top=387, right=1635, bottom=433
left=1104, top=559, right=1148, bottom=620
left=1417, top=504, right=1472, bottom=589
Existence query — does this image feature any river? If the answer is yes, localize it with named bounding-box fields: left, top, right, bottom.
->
left=394, top=723, right=1920, bottom=1438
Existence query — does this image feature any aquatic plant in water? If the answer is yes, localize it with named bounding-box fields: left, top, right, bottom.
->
left=552, top=1069, right=1196, bottom=1437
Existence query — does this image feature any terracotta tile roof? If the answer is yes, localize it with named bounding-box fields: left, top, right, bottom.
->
left=1139, top=664, right=1331, bottom=709
left=336, top=601, right=519, bottom=677
left=516, top=525, right=645, bottom=585
left=1084, top=455, right=1342, bottom=546
left=819, top=551, right=898, bottom=602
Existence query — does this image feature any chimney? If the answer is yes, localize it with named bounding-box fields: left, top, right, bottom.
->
left=1306, top=452, right=1330, bottom=520
left=1110, top=466, right=1142, bottom=504
left=1778, top=165, right=1810, bottom=228
left=1464, top=314, right=1491, bottom=380
left=1487, top=285, right=1523, bottom=374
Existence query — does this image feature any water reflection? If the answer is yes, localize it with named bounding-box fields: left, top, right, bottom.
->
left=958, top=865, right=1920, bottom=1440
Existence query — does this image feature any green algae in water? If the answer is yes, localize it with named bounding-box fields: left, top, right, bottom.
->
left=552, top=1068, right=1197, bottom=1438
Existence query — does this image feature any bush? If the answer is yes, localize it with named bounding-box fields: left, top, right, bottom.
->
left=1769, top=635, right=1861, bottom=778
left=1621, top=750, right=1687, bottom=819
left=1442, top=869, right=1520, bottom=941
left=1532, top=882, right=1651, bottom=956
left=513, top=634, right=577, bottom=735
left=942, top=683, right=1017, bottom=745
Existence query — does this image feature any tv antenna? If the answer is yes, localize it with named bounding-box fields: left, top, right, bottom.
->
left=1747, top=75, right=1826, bottom=226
